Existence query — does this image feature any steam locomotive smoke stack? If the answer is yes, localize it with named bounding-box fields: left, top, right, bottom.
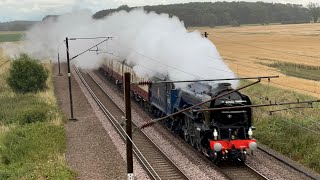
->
left=11, top=9, right=238, bottom=88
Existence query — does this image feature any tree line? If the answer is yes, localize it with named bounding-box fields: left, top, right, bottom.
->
left=93, top=2, right=320, bottom=27
left=0, top=21, right=37, bottom=31
left=0, top=2, right=319, bottom=31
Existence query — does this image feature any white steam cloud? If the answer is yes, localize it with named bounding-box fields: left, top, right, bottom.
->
left=5, top=9, right=238, bottom=88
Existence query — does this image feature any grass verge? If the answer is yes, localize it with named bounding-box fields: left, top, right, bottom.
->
left=241, top=80, right=320, bottom=173
left=0, top=60, right=75, bottom=179
left=260, top=61, right=320, bottom=81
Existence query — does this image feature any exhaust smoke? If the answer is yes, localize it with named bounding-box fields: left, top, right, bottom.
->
left=2, top=9, right=238, bottom=88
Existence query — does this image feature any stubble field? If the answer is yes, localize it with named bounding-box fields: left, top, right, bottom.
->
left=194, top=23, right=320, bottom=98
left=193, top=23, right=320, bottom=173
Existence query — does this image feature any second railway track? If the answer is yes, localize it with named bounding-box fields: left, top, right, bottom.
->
left=74, top=65, right=189, bottom=180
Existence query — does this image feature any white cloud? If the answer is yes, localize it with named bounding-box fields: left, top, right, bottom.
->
left=0, top=0, right=315, bottom=22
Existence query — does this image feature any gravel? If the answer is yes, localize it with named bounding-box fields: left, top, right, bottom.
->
left=246, top=149, right=315, bottom=180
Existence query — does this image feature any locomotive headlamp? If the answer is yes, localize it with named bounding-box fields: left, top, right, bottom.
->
left=213, top=129, right=218, bottom=140
left=214, top=143, right=222, bottom=152
left=248, top=127, right=253, bottom=139
left=249, top=142, right=257, bottom=151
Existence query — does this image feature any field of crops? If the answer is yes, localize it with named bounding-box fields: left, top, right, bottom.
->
left=194, top=23, right=320, bottom=98
left=193, top=23, right=320, bottom=173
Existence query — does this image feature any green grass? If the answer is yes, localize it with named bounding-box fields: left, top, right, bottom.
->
left=0, top=61, right=75, bottom=179
left=0, top=123, right=74, bottom=179
left=0, top=33, right=23, bottom=42
left=260, top=61, right=320, bottom=81
left=241, top=80, right=320, bottom=173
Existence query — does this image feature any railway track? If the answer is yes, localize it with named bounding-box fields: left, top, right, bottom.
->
left=91, top=68, right=320, bottom=179
left=91, top=69, right=272, bottom=180
left=82, top=68, right=316, bottom=180
left=73, top=65, right=189, bottom=180
left=219, top=163, right=268, bottom=180
left=92, top=69, right=273, bottom=179
left=156, top=123, right=269, bottom=180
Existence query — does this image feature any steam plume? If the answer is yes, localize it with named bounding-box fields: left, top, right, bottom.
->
left=5, top=9, right=238, bottom=87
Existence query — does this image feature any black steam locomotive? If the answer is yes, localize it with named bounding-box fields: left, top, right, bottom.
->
left=101, top=59, right=257, bottom=163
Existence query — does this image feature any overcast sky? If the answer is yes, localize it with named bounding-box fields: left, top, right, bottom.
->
left=0, top=0, right=315, bottom=22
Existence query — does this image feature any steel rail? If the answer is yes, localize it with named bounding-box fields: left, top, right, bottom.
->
left=73, top=65, right=189, bottom=180
left=85, top=70, right=189, bottom=180
left=95, top=68, right=270, bottom=179
left=96, top=67, right=318, bottom=180
left=73, top=65, right=161, bottom=179
left=219, top=163, right=269, bottom=180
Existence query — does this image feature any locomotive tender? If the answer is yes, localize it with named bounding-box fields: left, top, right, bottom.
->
left=100, top=58, right=257, bottom=163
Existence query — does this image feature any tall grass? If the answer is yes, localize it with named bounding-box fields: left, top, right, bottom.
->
left=241, top=80, right=320, bottom=173
left=0, top=60, right=74, bottom=179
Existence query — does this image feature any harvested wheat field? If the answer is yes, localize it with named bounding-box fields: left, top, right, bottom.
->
left=194, top=23, right=320, bottom=98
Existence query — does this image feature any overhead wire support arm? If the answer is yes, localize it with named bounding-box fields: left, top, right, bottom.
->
left=134, top=75, right=279, bottom=85
left=269, top=106, right=312, bottom=115
left=136, top=80, right=261, bottom=130
left=69, top=37, right=113, bottom=60
left=64, top=36, right=112, bottom=120
left=192, top=100, right=320, bottom=112
left=69, top=36, right=113, bottom=40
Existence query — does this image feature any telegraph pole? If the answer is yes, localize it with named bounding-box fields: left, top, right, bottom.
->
left=124, top=72, right=133, bottom=180
left=57, top=52, right=62, bottom=76
left=64, top=36, right=112, bottom=120
left=65, top=37, right=76, bottom=121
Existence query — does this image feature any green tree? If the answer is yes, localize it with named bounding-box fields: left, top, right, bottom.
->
left=93, top=2, right=310, bottom=27
left=307, top=2, right=320, bottom=23
left=7, top=54, right=48, bottom=93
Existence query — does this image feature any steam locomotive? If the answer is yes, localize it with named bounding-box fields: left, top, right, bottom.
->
left=100, top=59, right=257, bottom=163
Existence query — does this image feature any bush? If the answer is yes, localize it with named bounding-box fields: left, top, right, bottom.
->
left=7, top=54, right=48, bottom=93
